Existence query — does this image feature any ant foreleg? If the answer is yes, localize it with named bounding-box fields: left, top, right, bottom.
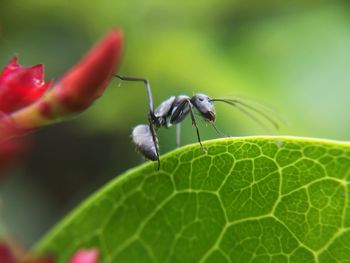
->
left=114, top=75, right=155, bottom=112
left=187, top=100, right=207, bottom=153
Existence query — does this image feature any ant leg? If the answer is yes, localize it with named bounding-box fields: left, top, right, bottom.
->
left=187, top=101, right=207, bottom=153
left=147, top=114, right=160, bottom=170
left=176, top=123, right=181, bottom=148
left=114, top=75, right=155, bottom=112
left=115, top=75, right=162, bottom=168
left=211, top=123, right=230, bottom=138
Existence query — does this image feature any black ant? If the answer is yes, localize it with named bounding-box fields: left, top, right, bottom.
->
left=114, top=75, right=282, bottom=169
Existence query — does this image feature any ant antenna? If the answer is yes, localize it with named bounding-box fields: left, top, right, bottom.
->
left=226, top=95, right=288, bottom=126
left=211, top=98, right=282, bottom=132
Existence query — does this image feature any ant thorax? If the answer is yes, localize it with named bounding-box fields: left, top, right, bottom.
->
left=153, top=95, right=191, bottom=127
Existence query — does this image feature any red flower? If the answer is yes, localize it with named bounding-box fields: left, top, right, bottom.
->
left=0, top=243, right=17, bottom=263
left=69, top=249, right=99, bottom=263
left=53, top=30, right=122, bottom=112
left=0, top=57, right=51, bottom=114
left=10, top=29, right=123, bottom=128
left=0, top=29, right=123, bottom=176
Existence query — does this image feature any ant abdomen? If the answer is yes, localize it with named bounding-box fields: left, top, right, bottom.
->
left=132, top=124, right=159, bottom=161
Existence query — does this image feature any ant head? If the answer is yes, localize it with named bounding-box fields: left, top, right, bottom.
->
left=191, top=93, right=216, bottom=122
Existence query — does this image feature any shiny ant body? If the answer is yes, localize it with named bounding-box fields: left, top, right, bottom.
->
left=115, top=75, right=281, bottom=169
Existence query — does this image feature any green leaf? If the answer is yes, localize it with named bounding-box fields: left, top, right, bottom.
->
left=35, top=137, right=350, bottom=263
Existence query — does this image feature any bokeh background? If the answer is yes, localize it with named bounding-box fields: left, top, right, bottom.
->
left=1, top=0, right=350, bottom=247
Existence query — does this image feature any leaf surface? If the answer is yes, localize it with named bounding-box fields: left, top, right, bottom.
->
left=35, top=137, right=350, bottom=263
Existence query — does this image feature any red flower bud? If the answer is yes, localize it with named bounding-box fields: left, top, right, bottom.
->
left=0, top=29, right=123, bottom=177
left=0, top=57, right=51, bottom=114
left=69, top=249, right=99, bottom=263
left=0, top=243, right=17, bottom=263
left=10, top=29, right=123, bottom=128
left=52, top=29, right=123, bottom=112
left=0, top=56, right=50, bottom=177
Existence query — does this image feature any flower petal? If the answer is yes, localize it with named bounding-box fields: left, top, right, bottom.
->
left=0, top=58, right=51, bottom=114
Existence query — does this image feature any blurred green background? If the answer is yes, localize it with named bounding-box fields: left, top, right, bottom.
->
left=1, top=0, right=350, bottom=246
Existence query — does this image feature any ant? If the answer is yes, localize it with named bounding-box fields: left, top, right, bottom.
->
left=114, top=75, right=282, bottom=169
